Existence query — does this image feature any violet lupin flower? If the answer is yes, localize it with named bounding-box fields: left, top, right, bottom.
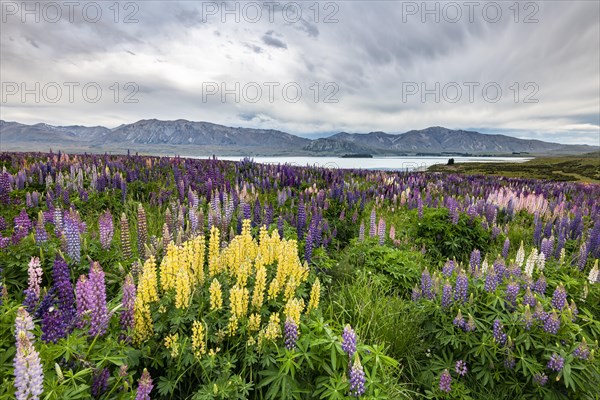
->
left=453, top=310, right=465, bottom=329
left=442, top=260, right=455, bottom=277
left=551, top=283, right=567, bottom=310
left=505, top=280, right=520, bottom=307
left=533, top=274, right=547, bottom=295
left=439, top=369, right=452, bottom=393
left=304, top=230, right=313, bottom=265
left=53, top=255, right=75, bottom=327
left=411, top=285, right=421, bottom=302
left=296, top=201, right=306, bottom=240
left=533, top=372, right=548, bottom=386
left=543, top=310, right=560, bottom=335
left=484, top=268, right=498, bottom=293
left=135, top=369, right=153, bottom=400
left=523, top=287, right=536, bottom=307
left=464, top=314, right=476, bottom=332
left=455, top=360, right=467, bottom=376
left=41, top=306, right=66, bottom=344
left=492, top=319, right=507, bottom=346
left=277, top=215, right=284, bottom=239
left=454, top=269, right=468, bottom=304
left=441, top=281, right=453, bottom=308
left=137, top=204, right=148, bottom=260
left=342, top=324, right=357, bottom=358
left=120, top=213, right=132, bottom=259
left=75, top=276, right=90, bottom=329
left=23, top=257, right=43, bottom=311
left=91, top=368, right=110, bottom=398
left=98, top=210, right=114, bottom=250
left=63, top=210, right=81, bottom=263
left=13, top=308, right=44, bottom=400
left=120, top=274, right=136, bottom=337
left=284, top=318, right=299, bottom=350
left=502, top=238, right=510, bottom=259
left=348, top=357, right=366, bottom=397
left=523, top=306, right=534, bottom=330
left=377, top=218, right=385, bottom=245
left=87, top=262, right=109, bottom=337
left=358, top=222, right=365, bottom=242
left=421, top=268, right=433, bottom=300
left=369, top=209, right=376, bottom=238
left=34, top=212, right=48, bottom=244
left=469, top=249, right=481, bottom=275
left=547, top=353, right=564, bottom=372
left=573, top=339, right=590, bottom=360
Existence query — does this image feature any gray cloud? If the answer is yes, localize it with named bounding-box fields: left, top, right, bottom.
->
left=0, top=1, right=598, bottom=145
left=261, top=30, right=287, bottom=49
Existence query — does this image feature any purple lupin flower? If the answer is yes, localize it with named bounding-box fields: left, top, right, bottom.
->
left=87, top=262, right=109, bottom=337
left=441, top=281, right=453, bottom=308
left=120, top=213, right=132, bottom=259
left=14, top=209, right=33, bottom=234
left=358, top=222, right=365, bottom=242
left=502, top=238, right=510, bottom=259
left=533, top=274, right=547, bottom=295
left=369, top=209, right=376, bottom=238
left=135, top=369, right=153, bottom=400
left=421, top=268, right=433, bottom=300
left=484, top=268, right=498, bottom=293
left=304, top=230, right=313, bottom=264
left=523, top=306, right=534, bottom=330
left=34, top=212, right=48, bottom=244
left=342, top=324, right=357, bottom=358
left=523, top=287, right=536, bottom=308
left=0, top=172, right=11, bottom=204
left=469, top=249, right=481, bottom=275
left=23, top=257, right=43, bottom=311
left=442, top=260, right=455, bottom=278
left=547, top=353, right=564, bottom=372
left=120, top=274, right=136, bottom=336
left=75, top=276, right=90, bottom=329
left=277, top=215, right=284, bottom=239
left=455, top=360, right=467, bottom=376
left=568, top=300, right=578, bottom=322
left=576, top=242, right=588, bottom=271
left=41, top=306, right=66, bottom=344
left=454, top=269, right=468, bottom=304
left=543, top=310, right=560, bottom=334
left=492, top=319, right=507, bottom=346
left=377, top=218, right=386, bottom=245
left=296, top=201, right=306, bottom=240
left=91, top=368, right=110, bottom=398
left=53, top=255, right=75, bottom=327
left=464, top=314, right=476, bottom=332
left=63, top=210, right=81, bottom=263
left=505, top=280, right=520, bottom=307
left=348, top=357, right=366, bottom=397
left=137, top=204, right=148, bottom=260
left=453, top=310, right=465, bottom=329
left=284, top=318, right=299, bottom=350
left=13, top=308, right=44, bottom=400
left=551, top=283, right=567, bottom=311
left=573, top=339, right=590, bottom=360
left=98, top=210, right=114, bottom=250
left=411, top=285, right=421, bottom=302
left=533, top=372, right=548, bottom=386
left=439, top=369, right=452, bottom=393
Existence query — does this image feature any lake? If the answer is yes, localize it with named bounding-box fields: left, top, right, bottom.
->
left=197, top=156, right=532, bottom=171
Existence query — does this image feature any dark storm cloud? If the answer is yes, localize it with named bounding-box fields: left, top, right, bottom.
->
left=261, top=30, right=287, bottom=49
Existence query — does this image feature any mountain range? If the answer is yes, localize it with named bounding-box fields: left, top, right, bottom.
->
left=0, top=119, right=596, bottom=156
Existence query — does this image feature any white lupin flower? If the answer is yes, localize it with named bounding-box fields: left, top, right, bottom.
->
left=481, top=257, right=489, bottom=275
left=515, top=241, right=525, bottom=267
left=536, top=252, right=546, bottom=272
left=524, top=248, right=537, bottom=278
left=588, top=261, right=599, bottom=284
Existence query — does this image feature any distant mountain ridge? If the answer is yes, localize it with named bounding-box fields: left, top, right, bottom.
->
left=0, top=119, right=596, bottom=156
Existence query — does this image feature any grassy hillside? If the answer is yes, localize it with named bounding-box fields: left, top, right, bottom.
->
left=429, top=152, right=600, bottom=183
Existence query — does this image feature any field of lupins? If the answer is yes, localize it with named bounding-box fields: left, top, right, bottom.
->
left=0, top=152, right=599, bottom=400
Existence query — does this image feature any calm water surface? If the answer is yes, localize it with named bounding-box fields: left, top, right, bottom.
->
left=198, top=156, right=532, bottom=171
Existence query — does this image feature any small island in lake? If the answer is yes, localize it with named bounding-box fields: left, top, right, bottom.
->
left=340, top=153, right=373, bottom=158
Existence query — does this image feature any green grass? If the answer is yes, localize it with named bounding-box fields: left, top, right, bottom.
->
left=428, top=152, right=600, bottom=183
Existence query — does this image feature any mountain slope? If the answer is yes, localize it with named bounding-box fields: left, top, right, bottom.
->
left=0, top=120, right=596, bottom=156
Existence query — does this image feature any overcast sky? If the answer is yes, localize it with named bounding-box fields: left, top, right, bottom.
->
left=1, top=0, right=599, bottom=145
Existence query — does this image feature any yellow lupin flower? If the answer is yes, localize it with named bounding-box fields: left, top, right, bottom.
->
left=284, top=297, right=305, bottom=324
left=248, top=313, right=261, bottom=332
left=227, top=315, right=239, bottom=336
left=133, top=256, right=159, bottom=344
left=160, top=243, right=178, bottom=292
left=251, top=263, right=267, bottom=309
left=191, top=235, right=205, bottom=284
left=306, top=278, right=321, bottom=312
left=229, top=285, right=249, bottom=319
left=174, top=266, right=191, bottom=309
left=164, top=333, right=179, bottom=358
left=191, top=321, right=206, bottom=358
left=209, top=278, right=223, bottom=311
left=264, top=313, right=281, bottom=340
left=208, top=226, right=221, bottom=276
left=267, top=277, right=281, bottom=301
